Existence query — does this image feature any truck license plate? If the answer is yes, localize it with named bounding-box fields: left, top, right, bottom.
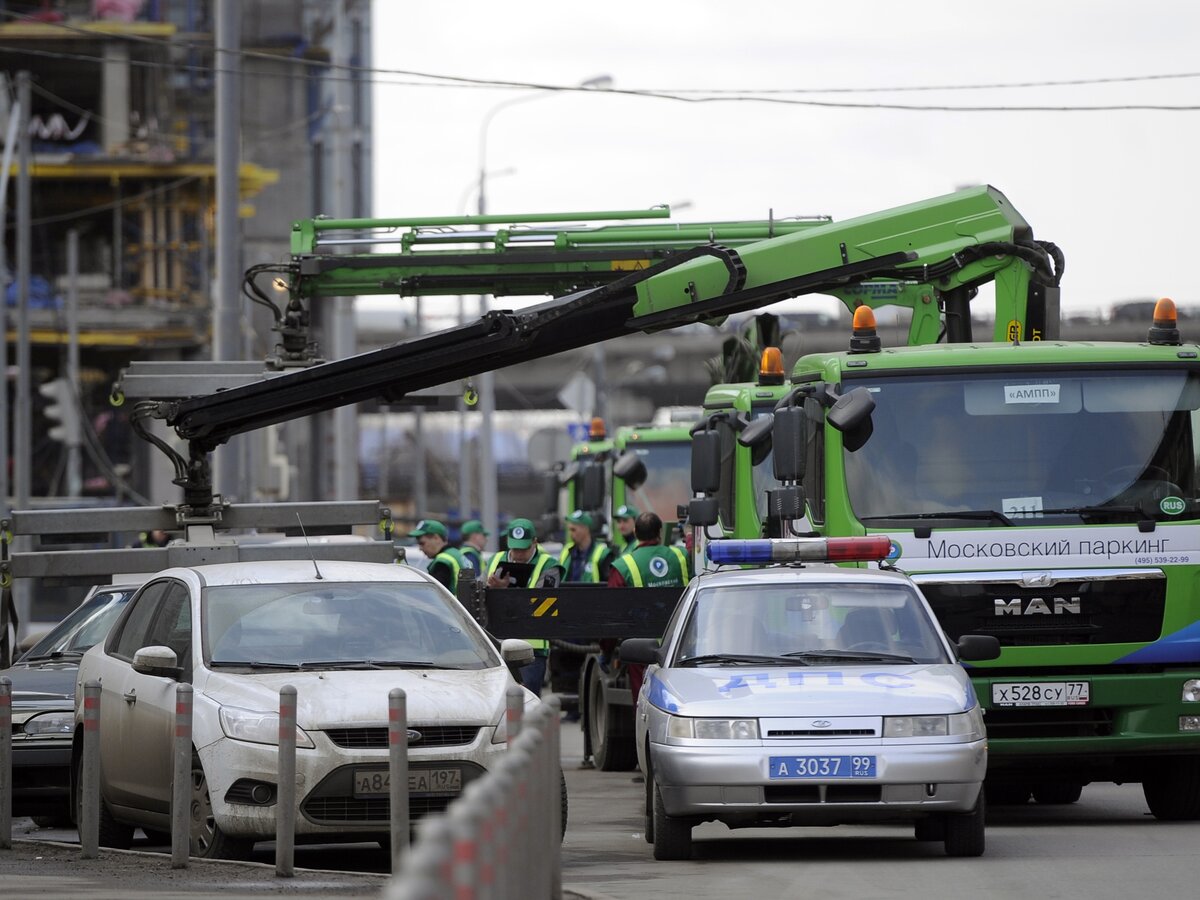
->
left=769, top=756, right=876, bottom=778
left=991, top=681, right=1090, bottom=707
left=353, top=767, right=462, bottom=797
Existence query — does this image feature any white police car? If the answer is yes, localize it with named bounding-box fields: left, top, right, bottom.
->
left=621, top=536, right=999, bottom=860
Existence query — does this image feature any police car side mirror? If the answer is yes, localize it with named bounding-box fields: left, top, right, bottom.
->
left=956, top=634, right=1001, bottom=662
left=619, top=637, right=663, bottom=666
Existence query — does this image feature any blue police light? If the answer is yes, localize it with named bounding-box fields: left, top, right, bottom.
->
left=707, top=537, right=894, bottom=565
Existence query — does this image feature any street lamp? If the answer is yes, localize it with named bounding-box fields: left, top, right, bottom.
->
left=474, top=75, right=612, bottom=549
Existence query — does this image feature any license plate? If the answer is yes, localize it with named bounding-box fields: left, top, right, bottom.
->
left=991, top=681, right=1090, bottom=707
left=769, top=756, right=876, bottom=778
left=352, top=767, right=462, bottom=797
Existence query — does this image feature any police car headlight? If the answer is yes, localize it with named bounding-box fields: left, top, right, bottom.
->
left=219, top=705, right=315, bottom=749
left=667, top=716, right=759, bottom=740
left=1182, top=679, right=1200, bottom=702
left=885, top=708, right=983, bottom=740
left=20, top=711, right=74, bottom=736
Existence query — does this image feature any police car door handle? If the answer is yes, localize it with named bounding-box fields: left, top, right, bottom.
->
left=123, top=690, right=137, bottom=704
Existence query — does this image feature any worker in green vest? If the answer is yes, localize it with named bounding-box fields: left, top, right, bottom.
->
left=607, top=511, right=691, bottom=589
left=459, top=519, right=489, bottom=572
left=611, top=504, right=639, bottom=554
left=486, top=517, right=565, bottom=695
left=558, top=509, right=612, bottom=583
left=607, top=511, right=691, bottom=704
left=408, top=519, right=469, bottom=594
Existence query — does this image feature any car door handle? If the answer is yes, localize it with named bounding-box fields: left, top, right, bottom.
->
left=123, top=690, right=137, bottom=704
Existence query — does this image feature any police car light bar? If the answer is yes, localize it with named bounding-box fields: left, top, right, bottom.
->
left=707, top=536, right=894, bottom=565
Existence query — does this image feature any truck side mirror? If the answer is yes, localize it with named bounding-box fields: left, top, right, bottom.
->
left=772, top=405, right=807, bottom=482
left=737, top=416, right=773, bottom=448
left=688, top=497, right=718, bottom=527
left=691, top=430, right=721, bottom=494
left=542, top=470, right=560, bottom=515
left=613, top=450, right=647, bottom=492
left=579, top=461, right=605, bottom=512
left=827, top=387, right=875, bottom=453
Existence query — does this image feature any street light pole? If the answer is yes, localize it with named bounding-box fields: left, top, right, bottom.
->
left=473, top=75, right=612, bottom=549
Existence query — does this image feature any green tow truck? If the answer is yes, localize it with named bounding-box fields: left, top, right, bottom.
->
left=684, top=188, right=1200, bottom=818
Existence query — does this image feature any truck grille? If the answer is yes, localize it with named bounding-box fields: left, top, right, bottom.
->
left=983, top=706, right=1115, bottom=739
left=914, top=569, right=1165, bottom=647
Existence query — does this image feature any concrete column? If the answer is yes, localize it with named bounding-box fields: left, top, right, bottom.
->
left=101, top=44, right=129, bottom=155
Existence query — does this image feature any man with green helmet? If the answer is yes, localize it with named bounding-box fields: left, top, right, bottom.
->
left=558, top=509, right=612, bottom=583
left=611, top=503, right=639, bottom=554
left=408, top=519, right=469, bottom=594
left=486, top=518, right=565, bottom=694
left=459, top=519, right=489, bottom=572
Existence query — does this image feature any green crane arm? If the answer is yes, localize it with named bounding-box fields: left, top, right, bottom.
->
left=150, top=186, right=1060, bottom=507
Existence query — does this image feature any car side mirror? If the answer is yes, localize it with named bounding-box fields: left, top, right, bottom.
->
left=619, top=637, right=662, bottom=666
left=956, top=634, right=1001, bottom=662
left=500, top=639, right=535, bottom=666
left=131, top=645, right=182, bottom=678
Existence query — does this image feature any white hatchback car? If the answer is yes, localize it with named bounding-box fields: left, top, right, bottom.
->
left=73, top=559, right=535, bottom=857
left=622, top=537, right=999, bottom=861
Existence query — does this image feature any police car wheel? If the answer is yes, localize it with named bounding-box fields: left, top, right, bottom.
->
left=651, top=778, right=692, bottom=861
left=943, top=791, right=986, bottom=858
left=643, top=755, right=655, bottom=844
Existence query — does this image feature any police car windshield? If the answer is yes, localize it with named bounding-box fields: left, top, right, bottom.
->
left=675, top=582, right=950, bottom=665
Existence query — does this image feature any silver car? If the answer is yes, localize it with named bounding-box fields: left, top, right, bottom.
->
left=622, top=560, right=999, bottom=860
left=74, top=559, right=538, bottom=858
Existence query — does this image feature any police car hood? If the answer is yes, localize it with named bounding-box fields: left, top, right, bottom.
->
left=649, top=664, right=976, bottom=717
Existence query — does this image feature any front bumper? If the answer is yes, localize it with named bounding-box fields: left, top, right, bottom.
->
left=200, top=727, right=510, bottom=839
left=651, top=738, right=986, bottom=821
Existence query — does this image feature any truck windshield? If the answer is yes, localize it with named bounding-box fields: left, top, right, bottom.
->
left=620, top=441, right=692, bottom=519
left=843, top=369, right=1200, bottom=524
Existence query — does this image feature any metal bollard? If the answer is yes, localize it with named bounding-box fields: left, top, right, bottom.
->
left=450, top=784, right=485, bottom=900
left=547, top=696, right=564, bottom=900
left=489, top=768, right=514, bottom=900
left=0, top=676, right=11, bottom=850
left=504, top=683, right=523, bottom=747
left=276, top=685, right=297, bottom=878
left=389, top=687, right=409, bottom=873
left=79, top=680, right=100, bottom=859
left=171, top=683, right=192, bottom=868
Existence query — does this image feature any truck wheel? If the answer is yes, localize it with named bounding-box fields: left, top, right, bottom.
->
left=587, top=663, right=636, bottom=771
left=1032, top=782, right=1083, bottom=805
left=1143, top=755, right=1200, bottom=820
left=652, top=779, right=692, bottom=861
left=943, top=791, right=986, bottom=858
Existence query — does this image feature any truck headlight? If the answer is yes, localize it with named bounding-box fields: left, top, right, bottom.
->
left=1182, top=679, right=1200, bottom=702
left=885, top=708, right=983, bottom=740
left=667, top=716, right=759, bottom=740
left=21, top=711, right=74, bottom=736
left=219, top=705, right=315, bottom=749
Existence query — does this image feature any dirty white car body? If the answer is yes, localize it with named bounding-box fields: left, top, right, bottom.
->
left=626, top=562, right=997, bottom=860
left=74, top=559, right=533, bottom=857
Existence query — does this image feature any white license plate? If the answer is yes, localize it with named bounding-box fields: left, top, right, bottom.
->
left=991, top=681, right=1090, bottom=707
left=352, top=767, right=462, bottom=797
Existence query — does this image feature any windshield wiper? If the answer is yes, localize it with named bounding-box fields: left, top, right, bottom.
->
left=677, top=653, right=798, bottom=667
left=209, top=660, right=301, bottom=670
left=860, top=510, right=1014, bottom=526
left=1035, top=504, right=1142, bottom=521
left=781, top=649, right=919, bottom=663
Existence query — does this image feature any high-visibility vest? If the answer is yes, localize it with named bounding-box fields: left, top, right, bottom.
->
left=613, top=544, right=690, bottom=588
left=487, top=550, right=563, bottom=652
left=558, top=540, right=610, bottom=583
left=461, top=546, right=484, bottom=573
left=432, top=547, right=468, bottom=592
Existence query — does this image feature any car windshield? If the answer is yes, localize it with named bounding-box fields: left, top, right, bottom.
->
left=203, top=581, right=499, bottom=670
left=674, top=581, right=950, bottom=665
left=844, top=369, right=1200, bottom=524
left=20, top=587, right=135, bottom=660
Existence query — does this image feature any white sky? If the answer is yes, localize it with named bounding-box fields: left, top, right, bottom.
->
left=371, top=0, right=1198, bottom=319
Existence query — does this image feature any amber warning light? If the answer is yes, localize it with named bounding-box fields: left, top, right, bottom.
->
left=849, top=305, right=882, bottom=354
left=589, top=417, right=607, bottom=440
left=1148, top=297, right=1181, bottom=346
left=758, top=347, right=785, bottom=385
